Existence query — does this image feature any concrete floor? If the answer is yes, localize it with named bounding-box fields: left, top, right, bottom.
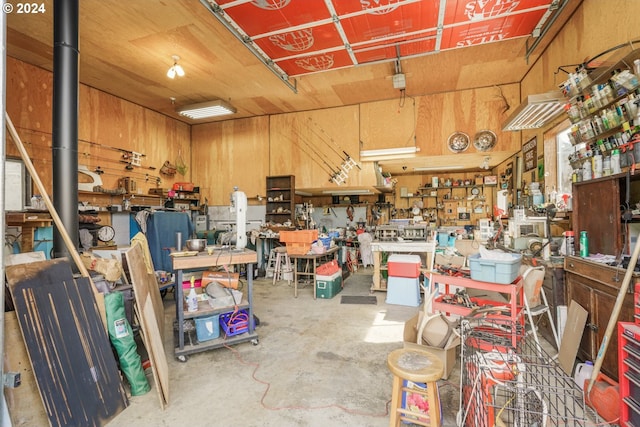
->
left=106, top=268, right=464, bottom=427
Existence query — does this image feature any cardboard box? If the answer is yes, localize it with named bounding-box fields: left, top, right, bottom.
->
left=201, top=270, right=239, bottom=289
left=403, top=312, right=459, bottom=379
left=435, top=253, right=466, bottom=268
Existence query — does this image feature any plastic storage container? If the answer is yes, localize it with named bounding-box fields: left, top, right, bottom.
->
left=280, top=230, right=319, bottom=255
left=386, top=276, right=421, bottom=306
left=573, top=360, right=593, bottom=390
left=219, top=309, right=249, bottom=337
left=195, top=314, right=220, bottom=342
left=316, top=271, right=342, bottom=299
left=387, top=254, right=422, bottom=278
left=468, top=253, right=522, bottom=284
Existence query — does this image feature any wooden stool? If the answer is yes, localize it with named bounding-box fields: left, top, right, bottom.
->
left=272, top=246, right=292, bottom=285
left=387, top=347, right=444, bottom=427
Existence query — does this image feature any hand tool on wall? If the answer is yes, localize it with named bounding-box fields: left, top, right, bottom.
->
left=5, top=112, right=106, bottom=326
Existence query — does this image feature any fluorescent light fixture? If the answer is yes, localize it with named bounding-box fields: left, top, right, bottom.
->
left=295, top=190, right=313, bottom=196
left=177, top=100, right=237, bottom=119
left=360, top=147, right=418, bottom=158
left=322, top=189, right=373, bottom=195
left=502, top=91, right=566, bottom=131
left=414, top=165, right=465, bottom=172
left=360, top=146, right=419, bottom=161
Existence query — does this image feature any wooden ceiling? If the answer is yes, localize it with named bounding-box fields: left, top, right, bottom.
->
left=5, top=0, right=581, bottom=174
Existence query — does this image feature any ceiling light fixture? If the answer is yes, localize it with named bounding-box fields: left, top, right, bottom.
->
left=502, top=90, right=566, bottom=131
left=322, top=189, right=373, bottom=195
left=360, top=146, right=419, bottom=161
left=167, top=55, right=185, bottom=79
left=177, top=100, right=237, bottom=120
left=480, top=156, right=491, bottom=170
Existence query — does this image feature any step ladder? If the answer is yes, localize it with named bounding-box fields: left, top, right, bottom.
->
left=265, top=249, right=276, bottom=278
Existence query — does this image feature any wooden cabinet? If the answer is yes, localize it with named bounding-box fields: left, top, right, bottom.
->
left=572, top=174, right=623, bottom=256
left=265, top=175, right=295, bottom=225
left=565, top=256, right=636, bottom=380
left=537, top=261, right=564, bottom=348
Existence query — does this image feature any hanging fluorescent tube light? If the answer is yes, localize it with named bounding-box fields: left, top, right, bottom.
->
left=322, top=189, right=373, bottom=195
left=414, top=165, right=465, bottom=172
left=360, top=146, right=419, bottom=161
left=177, top=100, right=237, bottom=120
left=502, top=91, right=566, bottom=131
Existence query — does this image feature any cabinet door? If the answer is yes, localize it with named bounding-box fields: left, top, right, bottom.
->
left=573, top=178, right=620, bottom=255
left=593, top=288, right=635, bottom=380
left=566, top=273, right=596, bottom=362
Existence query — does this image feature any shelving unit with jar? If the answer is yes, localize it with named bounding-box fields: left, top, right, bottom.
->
left=265, top=175, right=295, bottom=225
left=562, top=48, right=640, bottom=179
left=395, top=182, right=492, bottom=227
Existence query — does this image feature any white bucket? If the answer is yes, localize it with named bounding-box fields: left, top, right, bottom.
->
left=573, top=361, right=593, bottom=390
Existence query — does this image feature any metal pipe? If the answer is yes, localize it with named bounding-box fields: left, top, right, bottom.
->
left=52, top=0, right=79, bottom=259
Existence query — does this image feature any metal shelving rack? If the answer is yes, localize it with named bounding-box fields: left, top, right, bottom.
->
left=172, top=249, right=258, bottom=361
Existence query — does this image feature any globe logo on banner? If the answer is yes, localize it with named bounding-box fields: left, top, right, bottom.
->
left=360, top=0, right=402, bottom=15
left=251, top=0, right=291, bottom=10
left=295, top=54, right=335, bottom=72
left=269, top=29, right=315, bottom=52
left=463, top=0, right=519, bottom=21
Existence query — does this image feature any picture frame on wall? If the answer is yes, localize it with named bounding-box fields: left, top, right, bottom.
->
left=484, top=175, right=498, bottom=185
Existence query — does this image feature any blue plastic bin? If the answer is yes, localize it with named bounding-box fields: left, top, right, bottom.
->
left=468, top=253, right=522, bottom=284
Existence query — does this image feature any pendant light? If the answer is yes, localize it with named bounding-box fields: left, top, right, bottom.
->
left=167, top=55, right=185, bottom=79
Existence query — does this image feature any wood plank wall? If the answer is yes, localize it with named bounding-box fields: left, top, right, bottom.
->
left=6, top=57, right=191, bottom=209
left=8, top=0, right=640, bottom=212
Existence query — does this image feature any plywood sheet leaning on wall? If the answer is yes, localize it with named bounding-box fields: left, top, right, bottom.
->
left=5, top=258, right=128, bottom=427
left=124, top=244, right=169, bottom=409
left=4, top=251, right=48, bottom=426
left=3, top=312, right=48, bottom=427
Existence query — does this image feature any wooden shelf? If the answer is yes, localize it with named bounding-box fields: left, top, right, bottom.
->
left=266, top=175, right=295, bottom=224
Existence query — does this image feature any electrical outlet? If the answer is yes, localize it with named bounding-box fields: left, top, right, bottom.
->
left=4, top=372, right=21, bottom=388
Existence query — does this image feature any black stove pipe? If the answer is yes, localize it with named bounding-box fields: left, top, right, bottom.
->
left=52, top=0, right=79, bottom=260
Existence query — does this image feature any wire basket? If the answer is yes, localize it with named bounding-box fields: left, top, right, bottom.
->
left=457, top=318, right=605, bottom=427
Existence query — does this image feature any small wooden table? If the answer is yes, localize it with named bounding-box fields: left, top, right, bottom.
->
left=288, top=245, right=340, bottom=298
left=6, top=212, right=53, bottom=253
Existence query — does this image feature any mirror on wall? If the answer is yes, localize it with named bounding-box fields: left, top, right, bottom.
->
left=4, top=158, right=31, bottom=211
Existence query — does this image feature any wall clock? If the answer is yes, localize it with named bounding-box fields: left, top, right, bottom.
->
left=97, top=225, right=115, bottom=242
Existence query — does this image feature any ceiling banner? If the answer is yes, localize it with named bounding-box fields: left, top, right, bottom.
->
left=209, top=0, right=555, bottom=76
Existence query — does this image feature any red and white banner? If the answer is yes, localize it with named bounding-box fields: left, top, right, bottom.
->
left=212, top=0, right=555, bottom=76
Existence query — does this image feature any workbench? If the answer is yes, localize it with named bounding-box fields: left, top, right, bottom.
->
left=172, top=248, right=258, bottom=360
left=288, top=245, right=340, bottom=298
left=6, top=212, right=52, bottom=253
left=370, top=240, right=436, bottom=292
